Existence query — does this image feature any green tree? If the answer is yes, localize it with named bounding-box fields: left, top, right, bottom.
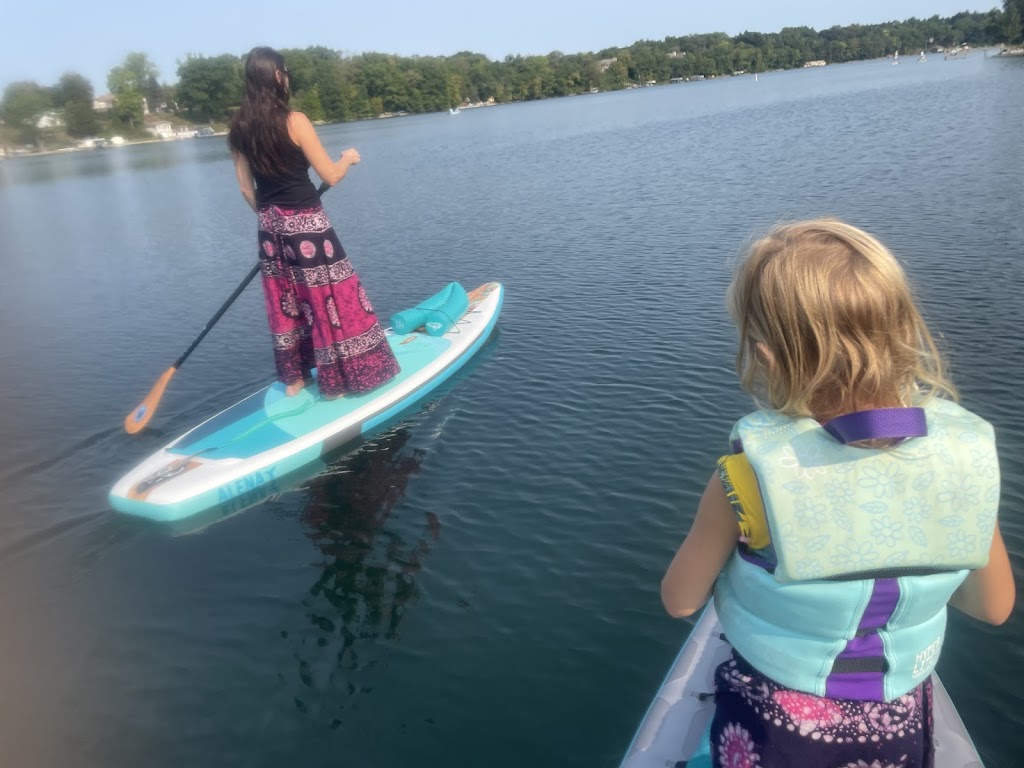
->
left=1, top=81, right=52, bottom=144
left=602, top=58, right=629, bottom=90
left=294, top=83, right=327, bottom=122
left=358, top=54, right=411, bottom=113
left=516, top=55, right=555, bottom=100
left=108, top=52, right=158, bottom=128
left=113, top=89, right=145, bottom=129
left=1004, top=0, right=1024, bottom=43
left=162, top=83, right=179, bottom=111
left=176, top=54, right=243, bottom=119
left=316, top=72, right=346, bottom=121
left=616, top=50, right=637, bottom=84
left=445, top=72, right=464, bottom=107
left=56, top=72, right=97, bottom=137
left=447, top=51, right=499, bottom=102
left=145, top=74, right=164, bottom=112
left=108, top=52, right=158, bottom=90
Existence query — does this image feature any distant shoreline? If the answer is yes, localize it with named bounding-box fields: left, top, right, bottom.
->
left=2, top=48, right=1010, bottom=160
left=1, top=133, right=228, bottom=159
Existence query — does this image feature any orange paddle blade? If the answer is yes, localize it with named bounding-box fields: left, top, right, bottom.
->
left=124, top=366, right=177, bottom=434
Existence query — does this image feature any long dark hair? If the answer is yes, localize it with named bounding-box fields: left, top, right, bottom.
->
left=228, top=47, right=298, bottom=178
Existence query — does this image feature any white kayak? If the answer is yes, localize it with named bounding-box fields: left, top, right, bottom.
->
left=620, top=602, right=982, bottom=768
left=110, top=282, right=503, bottom=523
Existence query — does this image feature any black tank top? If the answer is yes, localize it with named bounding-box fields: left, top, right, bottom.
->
left=252, top=142, right=320, bottom=209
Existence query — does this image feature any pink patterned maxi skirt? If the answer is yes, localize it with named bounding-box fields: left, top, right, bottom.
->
left=710, top=651, right=934, bottom=768
left=256, top=204, right=399, bottom=397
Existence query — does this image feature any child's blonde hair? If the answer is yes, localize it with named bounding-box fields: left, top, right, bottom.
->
left=727, top=218, right=956, bottom=419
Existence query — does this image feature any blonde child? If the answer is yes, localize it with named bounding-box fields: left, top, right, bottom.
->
left=661, top=219, right=1014, bottom=767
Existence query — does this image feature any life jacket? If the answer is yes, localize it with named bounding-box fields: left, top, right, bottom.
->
left=713, top=398, right=999, bottom=701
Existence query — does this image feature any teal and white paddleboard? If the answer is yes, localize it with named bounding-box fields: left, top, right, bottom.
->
left=110, top=282, right=503, bottom=522
left=620, top=601, right=983, bottom=768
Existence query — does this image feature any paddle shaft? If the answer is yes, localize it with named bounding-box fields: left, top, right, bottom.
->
left=175, top=261, right=258, bottom=368
left=124, top=180, right=332, bottom=434
left=173, top=180, right=331, bottom=370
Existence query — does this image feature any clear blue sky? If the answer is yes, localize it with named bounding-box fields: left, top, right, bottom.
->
left=0, top=0, right=1000, bottom=93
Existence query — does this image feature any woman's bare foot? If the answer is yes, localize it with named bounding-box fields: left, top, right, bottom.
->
left=285, top=380, right=306, bottom=397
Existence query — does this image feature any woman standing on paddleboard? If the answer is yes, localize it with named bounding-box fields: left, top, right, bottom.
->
left=660, top=219, right=1015, bottom=767
left=229, top=46, right=399, bottom=399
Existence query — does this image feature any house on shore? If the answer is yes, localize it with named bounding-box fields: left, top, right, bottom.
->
left=93, top=93, right=150, bottom=114
left=36, top=111, right=64, bottom=129
left=93, top=94, right=115, bottom=112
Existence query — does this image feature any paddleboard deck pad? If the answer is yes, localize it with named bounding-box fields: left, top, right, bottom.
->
left=111, top=282, right=502, bottom=522
left=620, top=602, right=982, bottom=768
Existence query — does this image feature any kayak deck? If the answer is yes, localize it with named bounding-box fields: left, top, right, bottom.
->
left=620, top=602, right=983, bottom=768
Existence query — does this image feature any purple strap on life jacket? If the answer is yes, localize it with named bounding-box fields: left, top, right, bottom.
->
left=820, top=415, right=924, bottom=698
left=823, top=407, right=928, bottom=444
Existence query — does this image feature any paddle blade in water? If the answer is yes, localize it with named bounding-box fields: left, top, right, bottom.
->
left=125, top=366, right=177, bottom=434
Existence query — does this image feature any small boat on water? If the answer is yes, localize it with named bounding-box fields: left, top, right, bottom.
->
left=619, top=602, right=983, bottom=768
left=893, top=50, right=900, bottom=65
left=919, top=51, right=928, bottom=62
left=449, top=107, right=461, bottom=115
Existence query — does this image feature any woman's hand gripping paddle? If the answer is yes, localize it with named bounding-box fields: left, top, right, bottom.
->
left=124, top=181, right=331, bottom=434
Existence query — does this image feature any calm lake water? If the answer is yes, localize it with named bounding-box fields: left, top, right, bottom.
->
left=1, top=53, right=1022, bottom=767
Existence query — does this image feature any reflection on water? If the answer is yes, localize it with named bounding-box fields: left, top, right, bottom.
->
left=0, top=138, right=231, bottom=189
left=282, top=427, right=439, bottom=728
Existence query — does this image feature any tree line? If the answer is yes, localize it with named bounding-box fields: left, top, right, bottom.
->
left=3, top=5, right=1022, bottom=147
